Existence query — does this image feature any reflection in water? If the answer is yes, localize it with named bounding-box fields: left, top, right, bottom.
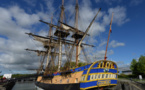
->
left=12, top=81, right=36, bottom=90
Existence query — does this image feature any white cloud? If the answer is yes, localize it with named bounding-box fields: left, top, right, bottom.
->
left=0, top=6, right=48, bottom=70
left=87, top=37, right=98, bottom=44
left=45, top=0, right=55, bottom=12
left=92, top=50, right=114, bottom=61
left=78, top=3, right=105, bottom=36
left=76, top=3, right=129, bottom=46
left=130, top=0, right=143, bottom=6
left=0, top=0, right=129, bottom=71
left=104, top=6, right=130, bottom=26
left=109, top=6, right=130, bottom=25
left=23, top=0, right=37, bottom=7
left=109, top=40, right=125, bottom=48
left=99, top=41, right=107, bottom=47
left=95, top=0, right=122, bottom=5
left=78, top=5, right=129, bottom=38
left=9, top=6, right=40, bottom=27
left=95, top=0, right=101, bottom=3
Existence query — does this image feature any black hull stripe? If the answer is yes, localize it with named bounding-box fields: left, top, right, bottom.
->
left=35, top=82, right=80, bottom=90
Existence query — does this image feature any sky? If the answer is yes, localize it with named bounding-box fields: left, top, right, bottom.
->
left=0, top=0, right=145, bottom=75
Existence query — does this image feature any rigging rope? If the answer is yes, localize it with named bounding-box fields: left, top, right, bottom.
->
left=64, top=39, right=76, bottom=70
left=81, top=46, right=90, bottom=64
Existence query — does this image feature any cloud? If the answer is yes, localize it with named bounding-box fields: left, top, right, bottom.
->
left=95, top=0, right=101, bottom=3
left=87, top=37, right=98, bottom=44
left=76, top=3, right=129, bottom=45
left=99, top=41, right=107, bottom=47
left=130, top=0, right=143, bottom=6
left=0, top=0, right=59, bottom=71
left=109, top=40, right=125, bottom=48
left=23, top=0, right=37, bottom=7
left=0, top=0, right=129, bottom=72
left=105, top=6, right=130, bottom=26
left=9, top=6, right=40, bottom=27
left=78, top=5, right=129, bottom=38
left=45, top=0, right=55, bottom=12
left=0, top=5, right=48, bottom=70
left=91, top=50, right=114, bottom=61
left=95, top=0, right=122, bottom=5
left=118, top=63, right=131, bottom=71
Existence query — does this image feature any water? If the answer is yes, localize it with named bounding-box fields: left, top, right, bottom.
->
left=12, top=81, right=37, bottom=90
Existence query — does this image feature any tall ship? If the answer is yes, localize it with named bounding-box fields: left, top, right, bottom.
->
left=26, top=0, right=118, bottom=90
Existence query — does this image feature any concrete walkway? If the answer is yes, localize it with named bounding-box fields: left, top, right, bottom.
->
left=112, top=79, right=145, bottom=90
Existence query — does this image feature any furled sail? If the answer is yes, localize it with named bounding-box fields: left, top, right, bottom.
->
left=26, top=33, right=94, bottom=47
left=62, top=24, right=70, bottom=30
left=60, top=22, right=90, bottom=36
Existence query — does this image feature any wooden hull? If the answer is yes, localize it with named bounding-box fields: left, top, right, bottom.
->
left=35, top=81, right=80, bottom=90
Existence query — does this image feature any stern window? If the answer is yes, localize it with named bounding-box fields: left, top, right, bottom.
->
left=102, top=74, right=104, bottom=78
left=100, top=62, right=103, bottom=67
left=81, top=76, right=85, bottom=81
left=111, top=74, right=113, bottom=78
left=109, top=63, right=112, bottom=68
left=93, top=75, right=94, bottom=80
left=83, top=76, right=85, bottom=81
left=106, top=74, right=108, bottom=78
left=60, top=79, right=62, bottom=83
left=75, top=78, right=78, bottom=83
left=67, top=79, right=69, bottom=83
left=95, top=75, right=98, bottom=79
left=104, top=74, right=106, bottom=79
left=90, top=75, right=95, bottom=80
left=100, top=74, right=102, bottom=79
left=107, top=62, right=109, bottom=68
left=109, top=74, right=111, bottom=78
left=98, top=74, right=100, bottom=79
left=114, top=74, right=116, bottom=78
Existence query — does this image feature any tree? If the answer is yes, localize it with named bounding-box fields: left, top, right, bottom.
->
left=62, top=61, right=87, bottom=71
left=130, top=55, right=145, bottom=75
left=130, top=59, right=137, bottom=71
left=78, top=62, right=87, bottom=67
left=137, top=55, right=145, bottom=74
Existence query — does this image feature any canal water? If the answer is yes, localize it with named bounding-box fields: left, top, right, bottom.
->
left=12, top=81, right=37, bottom=90
left=11, top=80, right=145, bottom=90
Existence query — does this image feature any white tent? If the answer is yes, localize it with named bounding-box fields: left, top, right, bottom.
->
left=3, top=74, right=12, bottom=79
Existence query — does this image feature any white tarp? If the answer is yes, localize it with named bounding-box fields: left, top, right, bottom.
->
left=3, top=74, right=12, bottom=79
left=139, top=75, right=142, bottom=80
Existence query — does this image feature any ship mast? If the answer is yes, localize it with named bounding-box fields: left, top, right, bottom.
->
left=58, top=0, right=64, bottom=72
left=75, top=0, right=79, bottom=67
left=50, top=16, right=54, bottom=67
left=45, top=16, right=53, bottom=70
left=104, top=13, right=114, bottom=60
left=73, top=7, right=101, bottom=67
